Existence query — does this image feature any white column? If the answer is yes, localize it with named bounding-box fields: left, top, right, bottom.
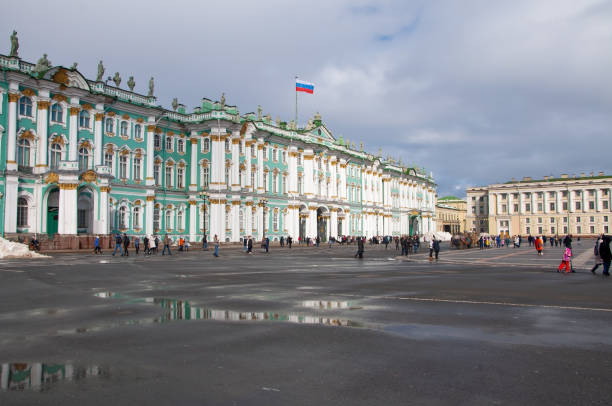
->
left=245, top=199, right=253, bottom=237
left=145, top=120, right=155, bottom=186
left=68, top=100, right=79, bottom=161
left=93, top=109, right=104, bottom=167
left=230, top=199, right=240, bottom=242
left=4, top=175, right=18, bottom=233
left=257, top=138, right=264, bottom=193
left=231, top=131, right=240, bottom=192
left=508, top=193, right=514, bottom=214
left=58, top=183, right=78, bottom=235
left=596, top=189, right=602, bottom=212
left=6, top=90, right=18, bottom=171
left=97, top=186, right=110, bottom=235
left=245, top=140, right=253, bottom=192
left=531, top=192, right=536, bottom=214
left=339, top=159, right=347, bottom=201
left=209, top=197, right=225, bottom=242
left=35, top=93, right=50, bottom=171
left=308, top=206, right=317, bottom=238
left=330, top=156, right=337, bottom=200
left=145, top=195, right=154, bottom=235
left=189, top=132, right=199, bottom=191
left=288, top=146, right=298, bottom=196
left=543, top=191, right=549, bottom=214
left=303, top=149, right=314, bottom=198
left=255, top=204, right=263, bottom=239
left=582, top=189, right=588, bottom=213
left=189, top=200, right=197, bottom=242
left=330, top=209, right=338, bottom=238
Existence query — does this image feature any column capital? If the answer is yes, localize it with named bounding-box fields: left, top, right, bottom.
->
left=8, top=93, right=19, bottom=103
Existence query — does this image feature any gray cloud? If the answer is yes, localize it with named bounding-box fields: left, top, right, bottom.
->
left=2, top=0, right=611, bottom=196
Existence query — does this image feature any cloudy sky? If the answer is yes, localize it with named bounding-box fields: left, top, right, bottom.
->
left=3, top=0, right=612, bottom=197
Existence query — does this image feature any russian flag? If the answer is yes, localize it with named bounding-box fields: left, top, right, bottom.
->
left=296, top=79, right=314, bottom=94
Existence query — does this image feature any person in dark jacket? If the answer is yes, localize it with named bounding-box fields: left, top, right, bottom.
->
left=433, top=238, right=440, bottom=261
left=287, top=236, right=292, bottom=248
left=112, top=233, right=123, bottom=256
left=247, top=236, right=253, bottom=254
left=355, top=237, right=364, bottom=259
left=599, top=235, right=611, bottom=276
left=122, top=233, right=130, bottom=256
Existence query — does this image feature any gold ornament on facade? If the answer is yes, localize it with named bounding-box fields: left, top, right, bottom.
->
left=59, top=183, right=79, bottom=190
left=81, top=103, right=92, bottom=111
left=120, top=149, right=130, bottom=156
left=166, top=204, right=173, bottom=209
left=22, top=88, right=36, bottom=97
left=52, top=69, right=70, bottom=86
left=122, top=113, right=130, bottom=120
left=45, top=172, right=59, bottom=184
left=178, top=162, right=185, bottom=168
left=18, top=130, right=35, bottom=141
left=52, top=94, right=67, bottom=103
left=37, top=100, right=50, bottom=110
left=190, top=138, right=198, bottom=144
left=188, top=200, right=197, bottom=205
left=166, top=161, right=174, bottom=166
left=136, top=117, right=144, bottom=123
left=105, top=145, right=114, bottom=153
left=51, top=135, right=65, bottom=146
left=167, top=131, right=174, bottom=136
left=80, top=170, right=97, bottom=183
left=95, top=113, right=104, bottom=121
left=70, top=107, right=80, bottom=116
left=107, top=111, right=116, bottom=117
left=232, top=200, right=241, bottom=205
left=8, top=93, right=20, bottom=103
left=146, top=196, right=155, bottom=202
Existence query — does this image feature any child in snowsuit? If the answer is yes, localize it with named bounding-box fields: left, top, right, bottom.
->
left=558, top=246, right=572, bottom=273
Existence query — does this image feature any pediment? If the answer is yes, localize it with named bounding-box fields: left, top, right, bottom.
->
left=309, top=125, right=335, bottom=142
left=43, top=67, right=91, bottom=92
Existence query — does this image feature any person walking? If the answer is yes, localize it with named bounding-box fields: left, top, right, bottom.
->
left=122, top=233, right=130, bottom=256
left=354, top=237, right=364, bottom=259
left=143, top=235, right=150, bottom=255
left=265, top=237, right=270, bottom=253
left=429, top=238, right=434, bottom=262
left=93, top=235, right=102, bottom=254
left=599, top=235, right=611, bottom=276
left=591, top=235, right=604, bottom=274
left=287, top=236, right=292, bottom=248
left=213, top=234, right=219, bottom=257
left=162, top=233, right=172, bottom=255
left=557, top=245, right=573, bottom=273
left=202, top=234, right=208, bottom=251
left=247, top=236, right=253, bottom=254
left=134, top=235, right=140, bottom=255
left=243, top=237, right=248, bottom=252
left=433, top=238, right=440, bottom=261
left=280, top=236, right=284, bottom=248
left=112, top=233, right=123, bottom=256
left=535, top=236, right=543, bottom=256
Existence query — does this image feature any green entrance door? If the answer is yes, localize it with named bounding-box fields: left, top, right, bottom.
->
left=47, top=207, right=58, bottom=236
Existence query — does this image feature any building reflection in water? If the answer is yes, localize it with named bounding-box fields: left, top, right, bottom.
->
left=0, top=363, right=108, bottom=391
left=301, top=300, right=351, bottom=310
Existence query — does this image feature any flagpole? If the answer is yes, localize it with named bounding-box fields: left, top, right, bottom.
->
left=295, top=75, right=298, bottom=126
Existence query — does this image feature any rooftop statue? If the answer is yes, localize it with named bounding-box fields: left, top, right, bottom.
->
left=96, top=61, right=104, bottom=81
left=127, top=76, right=135, bottom=91
left=314, top=111, right=321, bottom=121
left=9, top=30, right=19, bottom=57
left=276, top=116, right=281, bottom=126
left=70, top=62, right=78, bottom=70
left=360, top=142, right=364, bottom=152
left=306, top=118, right=314, bottom=130
left=148, top=77, right=154, bottom=97
left=220, top=93, right=225, bottom=108
left=257, top=105, right=262, bottom=120
left=172, top=98, right=178, bottom=111
left=33, top=53, right=52, bottom=74
left=113, top=72, right=121, bottom=87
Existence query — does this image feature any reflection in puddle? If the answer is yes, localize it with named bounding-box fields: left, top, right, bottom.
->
left=301, top=300, right=351, bottom=310
left=1, top=362, right=108, bottom=391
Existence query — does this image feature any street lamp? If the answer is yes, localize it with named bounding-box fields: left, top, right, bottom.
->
left=199, top=191, right=208, bottom=239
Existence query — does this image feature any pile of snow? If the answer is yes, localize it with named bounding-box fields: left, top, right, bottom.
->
left=0, top=238, right=48, bottom=259
left=421, top=231, right=452, bottom=242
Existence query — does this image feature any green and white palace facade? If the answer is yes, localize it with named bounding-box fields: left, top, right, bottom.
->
left=0, top=54, right=436, bottom=245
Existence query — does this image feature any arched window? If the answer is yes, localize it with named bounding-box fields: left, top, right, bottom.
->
left=50, top=143, right=62, bottom=169
left=165, top=136, right=173, bottom=151
left=177, top=210, right=183, bottom=230
left=133, top=207, right=141, bottom=229
left=201, top=166, right=209, bottom=188
left=104, top=151, right=113, bottom=170
left=177, top=168, right=184, bottom=188
left=120, top=121, right=128, bottom=137
left=282, top=176, right=287, bottom=194
left=79, top=110, right=90, bottom=128
left=17, top=197, right=28, bottom=227
left=251, top=169, right=256, bottom=189
left=154, top=133, right=161, bottom=149
left=17, top=138, right=31, bottom=167
left=177, top=139, right=184, bottom=153
left=51, top=104, right=63, bottom=122
left=134, top=124, right=142, bottom=139
left=119, top=206, right=128, bottom=229
left=272, top=173, right=278, bottom=193
left=78, top=147, right=90, bottom=170
left=264, top=172, right=269, bottom=192
left=153, top=206, right=161, bottom=231
left=165, top=209, right=172, bottom=230
left=202, top=138, right=210, bottom=152
left=133, top=157, right=142, bottom=180
left=165, top=166, right=173, bottom=187
left=105, top=118, right=114, bottom=133
left=154, top=162, right=161, bottom=185
left=119, top=155, right=128, bottom=179
left=273, top=210, right=279, bottom=231
left=19, top=96, right=33, bottom=116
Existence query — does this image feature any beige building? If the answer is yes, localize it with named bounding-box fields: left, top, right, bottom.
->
left=436, top=196, right=467, bottom=234
left=466, top=173, right=612, bottom=237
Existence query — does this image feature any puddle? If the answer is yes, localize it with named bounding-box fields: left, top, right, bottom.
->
left=301, top=300, right=353, bottom=310
left=1, top=362, right=109, bottom=392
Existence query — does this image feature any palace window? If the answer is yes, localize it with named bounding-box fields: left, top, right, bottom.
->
left=165, top=210, right=172, bottom=230
left=177, top=168, right=184, bottom=188
left=78, top=147, right=90, bottom=170
left=154, top=133, right=161, bottom=149
left=153, top=206, right=160, bottom=230
left=79, top=110, right=90, bottom=128
left=19, top=96, right=32, bottom=117
left=273, top=173, right=278, bottom=193
left=177, top=139, right=185, bottom=154
left=104, top=152, right=113, bottom=170
left=537, top=203, right=543, bottom=212
left=282, top=151, right=287, bottom=164
left=165, top=136, right=173, bottom=151
left=120, top=121, right=128, bottom=137
left=575, top=201, right=581, bottom=210
left=177, top=210, right=184, bottom=230
left=133, top=157, right=142, bottom=180
left=105, top=118, right=114, bottom=133
left=240, top=208, right=244, bottom=231
left=576, top=217, right=581, bottom=223
left=202, top=138, right=210, bottom=153
left=525, top=203, right=531, bottom=212
left=251, top=169, right=256, bottom=189
left=273, top=210, right=279, bottom=231
left=282, top=176, right=287, bottom=194
left=165, top=166, right=173, bottom=187
left=605, top=201, right=609, bottom=210
left=50, top=143, right=62, bottom=169
left=51, top=104, right=63, bottom=122
left=263, top=147, right=268, bottom=160
left=17, top=197, right=28, bottom=227
left=119, top=206, right=128, bottom=229
left=119, top=155, right=128, bottom=179
left=550, top=202, right=555, bottom=211
left=589, top=201, right=595, bottom=210
left=134, top=124, right=142, bottom=139
left=264, top=172, right=269, bottom=192
left=154, top=163, right=161, bottom=185
left=202, top=166, right=209, bottom=188
left=133, top=207, right=141, bottom=229
left=590, top=216, right=595, bottom=223
left=17, top=138, right=30, bottom=167
left=272, top=148, right=277, bottom=162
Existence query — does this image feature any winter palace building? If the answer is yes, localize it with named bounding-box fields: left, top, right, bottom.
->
left=0, top=52, right=437, bottom=246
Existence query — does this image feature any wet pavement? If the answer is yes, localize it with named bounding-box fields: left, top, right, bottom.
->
left=1, top=241, right=611, bottom=405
